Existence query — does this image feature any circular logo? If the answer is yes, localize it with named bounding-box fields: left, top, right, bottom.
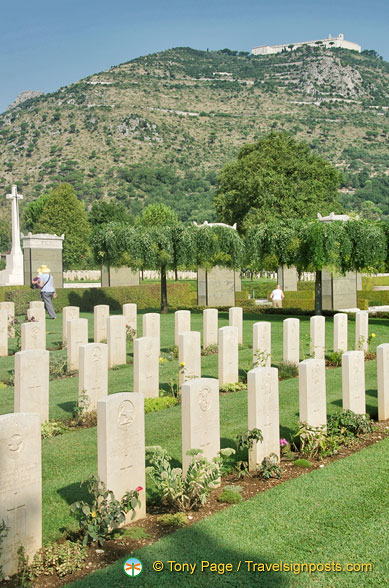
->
left=8, top=434, right=23, bottom=459
left=199, top=387, right=211, bottom=412
left=124, top=557, right=143, bottom=577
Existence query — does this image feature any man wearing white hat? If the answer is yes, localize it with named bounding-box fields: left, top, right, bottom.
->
left=33, top=264, right=57, bottom=319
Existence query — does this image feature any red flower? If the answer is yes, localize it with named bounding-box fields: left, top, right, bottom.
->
left=136, top=486, right=143, bottom=492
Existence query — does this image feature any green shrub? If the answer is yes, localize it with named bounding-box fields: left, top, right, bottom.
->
left=41, top=421, right=69, bottom=439
left=157, top=513, right=188, bottom=528
left=219, top=382, right=247, bottom=393
left=144, top=397, right=179, bottom=413
left=282, top=299, right=315, bottom=311
left=257, top=454, right=283, bottom=480
left=327, top=410, right=373, bottom=438
left=278, top=361, right=298, bottom=380
left=28, top=541, right=87, bottom=578
left=293, top=458, right=312, bottom=468
left=217, top=487, right=243, bottom=504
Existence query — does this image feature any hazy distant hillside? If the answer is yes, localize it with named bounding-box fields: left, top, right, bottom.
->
left=0, top=45, right=388, bottom=222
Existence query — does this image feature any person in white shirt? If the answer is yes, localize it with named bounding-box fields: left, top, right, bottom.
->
left=270, top=284, right=284, bottom=308
left=32, top=264, right=57, bottom=319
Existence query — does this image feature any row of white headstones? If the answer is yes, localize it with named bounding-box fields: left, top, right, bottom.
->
left=0, top=303, right=388, bottom=576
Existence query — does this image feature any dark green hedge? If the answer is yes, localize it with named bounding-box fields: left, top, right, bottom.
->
left=4, top=283, right=196, bottom=315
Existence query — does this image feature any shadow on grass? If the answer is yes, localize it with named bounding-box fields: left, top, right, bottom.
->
left=57, top=479, right=90, bottom=506
left=58, top=401, right=76, bottom=415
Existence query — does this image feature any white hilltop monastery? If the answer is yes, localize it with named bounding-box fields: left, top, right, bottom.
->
left=252, top=33, right=361, bottom=56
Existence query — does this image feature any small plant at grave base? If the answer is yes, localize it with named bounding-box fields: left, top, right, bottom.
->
left=157, top=513, right=188, bottom=528
left=10, top=318, right=21, bottom=351
left=201, top=344, right=218, bottom=356
left=111, top=526, right=150, bottom=540
left=41, top=420, right=69, bottom=439
left=72, top=393, right=90, bottom=419
left=279, top=438, right=290, bottom=457
left=293, top=458, right=312, bottom=468
left=126, top=326, right=136, bottom=342
left=301, top=333, right=313, bottom=361
left=27, top=541, right=88, bottom=579
left=165, top=345, right=179, bottom=359
left=166, top=376, right=179, bottom=398
left=327, top=409, right=373, bottom=440
left=49, top=356, right=69, bottom=379
left=253, top=349, right=270, bottom=368
left=217, top=486, right=243, bottom=504
left=257, top=454, right=283, bottom=480
left=235, top=460, right=250, bottom=479
left=219, top=382, right=247, bottom=393
left=278, top=361, right=299, bottom=380
left=145, top=446, right=235, bottom=512
left=17, top=546, right=31, bottom=588
left=236, top=428, right=263, bottom=452
left=326, top=350, right=343, bottom=368
left=144, top=396, right=179, bottom=414
left=3, top=369, right=14, bottom=387
left=0, top=520, right=8, bottom=580
left=70, top=475, right=142, bottom=546
left=293, top=422, right=339, bottom=459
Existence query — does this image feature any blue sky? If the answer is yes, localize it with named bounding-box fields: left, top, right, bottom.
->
left=0, top=0, right=388, bottom=113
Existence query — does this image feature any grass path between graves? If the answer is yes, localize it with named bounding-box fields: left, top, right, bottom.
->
left=66, top=437, right=389, bottom=588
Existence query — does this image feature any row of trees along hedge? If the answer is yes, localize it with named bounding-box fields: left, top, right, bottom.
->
left=92, top=215, right=388, bottom=315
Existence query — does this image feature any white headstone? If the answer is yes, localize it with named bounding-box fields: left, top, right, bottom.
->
left=334, top=313, right=348, bottom=353
left=342, top=351, right=365, bottom=414
left=248, top=366, right=279, bottom=470
left=133, top=336, right=159, bottom=398
left=310, top=315, right=325, bottom=359
left=299, top=359, right=327, bottom=428
left=175, top=310, right=191, bottom=346
left=97, top=392, right=145, bottom=523
left=181, top=378, right=220, bottom=475
left=0, top=185, right=24, bottom=286
left=142, top=313, right=160, bottom=352
left=179, top=331, right=201, bottom=390
left=21, top=321, right=46, bottom=350
left=0, top=413, right=42, bottom=577
left=27, top=307, right=46, bottom=323
left=283, top=318, right=300, bottom=365
left=14, top=350, right=49, bottom=423
left=67, top=318, right=88, bottom=371
left=0, top=309, right=8, bottom=356
left=123, top=303, right=137, bottom=338
left=229, top=307, right=243, bottom=344
left=253, top=322, right=271, bottom=367
left=203, top=308, right=218, bottom=349
left=62, top=306, right=79, bottom=345
left=0, top=301, right=15, bottom=337
left=79, top=343, right=108, bottom=411
left=218, top=326, right=238, bottom=385
left=355, top=311, right=369, bottom=352
left=30, top=301, right=45, bottom=310
left=94, top=304, right=109, bottom=343
left=107, top=315, right=126, bottom=368
left=377, top=343, right=389, bottom=421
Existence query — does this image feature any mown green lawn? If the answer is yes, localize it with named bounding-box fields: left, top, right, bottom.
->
left=67, top=438, right=389, bottom=588
left=0, top=311, right=387, bottom=544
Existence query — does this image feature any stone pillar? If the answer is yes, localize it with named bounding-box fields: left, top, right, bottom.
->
left=0, top=413, right=42, bottom=577
left=377, top=344, right=389, bottom=421
left=253, top=322, right=271, bottom=367
left=175, top=310, right=191, bottom=347
left=67, top=318, right=88, bottom=371
left=342, top=351, right=365, bottom=414
left=203, top=308, right=218, bottom=349
left=355, top=311, right=369, bottom=352
left=229, top=306, right=243, bottom=344
left=62, top=306, right=79, bottom=346
left=14, top=350, right=49, bottom=423
left=0, top=301, right=15, bottom=337
left=0, top=185, right=24, bottom=286
left=197, top=266, right=236, bottom=307
left=181, top=378, right=220, bottom=475
left=133, top=336, right=159, bottom=398
left=101, top=266, right=140, bottom=287
left=94, top=305, right=109, bottom=343
left=21, top=321, right=46, bottom=350
left=97, top=392, right=145, bottom=523
left=27, top=307, right=46, bottom=323
left=22, top=232, right=64, bottom=288
left=334, top=313, right=348, bottom=353
left=143, top=313, right=160, bottom=352
left=277, top=266, right=298, bottom=291
left=0, top=309, right=8, bottom=356
left=310, top=315, right=325, bottom=359
left=283, top=318, right=300, bottom=365
left=123, top=303, right=137, bottom=338
left=107, top=315, right=126, bottom=368
left=179, top=331, right=201, bottom=389
left=79, top=343, right=108, bottom=411
left=299, top=359, right=326, bottom=428
left=248, top=367, right=279, bottom=471
left=218, top=326, right=238, bottom=386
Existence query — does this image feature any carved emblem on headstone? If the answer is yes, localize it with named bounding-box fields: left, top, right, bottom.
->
left=118, top=400, right=135, bottom=428
left=199, top=387, right=211, bottom=412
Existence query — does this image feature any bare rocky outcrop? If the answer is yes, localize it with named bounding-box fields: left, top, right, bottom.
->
left=7, top=90, right=44, bottom=110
